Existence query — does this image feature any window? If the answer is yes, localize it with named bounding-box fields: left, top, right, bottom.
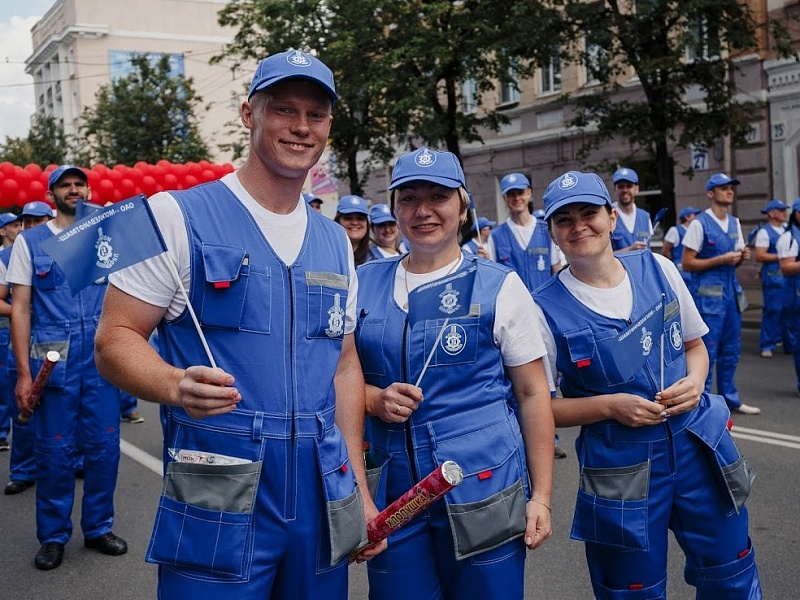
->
left=686, top=16, right=720, bottom=62
left=461, top=78, right=478, bottom=114
left=541, top=50, right=561, bottom=94
left=500, top=67, right=520, bottom=105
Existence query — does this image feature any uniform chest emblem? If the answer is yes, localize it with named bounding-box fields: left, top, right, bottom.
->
left=640, top=326, right=653, bottom=356
left=442, top=323, right=466, bottom=355
left=95, top=227, right=119, bottom=269
left=326, top=293, right=345, bottom=338
left=670, top=322, right=683, bottom=351
left=438, top=283, right=461, bottom=315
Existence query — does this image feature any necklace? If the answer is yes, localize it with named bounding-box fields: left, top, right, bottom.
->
left=402, top=252, right=462, bottom=310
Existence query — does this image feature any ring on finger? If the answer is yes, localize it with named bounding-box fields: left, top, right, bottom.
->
left=395, top=405, right=402, bottom=415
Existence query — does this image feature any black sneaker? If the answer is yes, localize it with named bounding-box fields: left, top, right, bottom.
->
left=35, top=542, right=65, bottom=570
left=554, top=445, right=567, bottom=459
left=0, top=438, right=9, bottom=452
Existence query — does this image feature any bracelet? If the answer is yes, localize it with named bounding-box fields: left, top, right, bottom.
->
left=531, top=497, right=551, bottom=513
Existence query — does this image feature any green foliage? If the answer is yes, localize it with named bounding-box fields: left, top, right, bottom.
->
left=76, top=54, right=210, bottom=166
left=215, top=0, right=561, bottom=193
left=0, top=114, right=68, bottom=166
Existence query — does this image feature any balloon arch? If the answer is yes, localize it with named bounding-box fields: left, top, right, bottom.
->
left=0, top=160, right=236, bottom=209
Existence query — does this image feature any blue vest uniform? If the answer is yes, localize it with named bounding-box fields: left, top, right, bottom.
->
left=535, top=251, right=760, bottom=599
left=461, top=239, right=480, bottom=254
left=612, top=207, right=651, bottom=251
left=0, top=245, right=35, bottom=484
left=21, top=224, right=120, bottom=545
left=0, top=246, right=11, bottom=441
left=688, top=212, right=745, bottom=409
left=491, top=220, right=552, bottom=291
left=148, top=182, right=365, bottom=599
left=356, top=254, right=530, bottom=599
left=759, top=225, right=788, bottom=353
left=784, top=226, right=800, bottom=391
left=671, top=224, right=693, bottom=285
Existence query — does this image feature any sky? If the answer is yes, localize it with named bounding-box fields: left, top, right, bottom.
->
left=0, top=1, right=56, bottom=141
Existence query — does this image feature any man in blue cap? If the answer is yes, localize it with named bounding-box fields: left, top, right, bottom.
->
left=94, top=49, right=381, bottom=598
left=462, top=216, right=495, bottom=255
left=7, top=166, right=128, bottom=569
left=610, top=167, right=653, bottom=252
left=0, top=206, right=49, bottom=495
left=0, top=212, right=21, bottom=452
left=682, top=173, right=761, bottom=414
left=303, top=191, right=324, bottom=213
left=753, top=199, right=790, bottom=358
left=662, top=206, right=701, bottom=283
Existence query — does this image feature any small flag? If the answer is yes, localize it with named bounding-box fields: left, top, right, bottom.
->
left=75, top=200, right=104, bottom=220
left=603, top=298, right=665, bottom=382
left=651, top=207, right=668, bottom=230
left=407, top=264, right=476, bottom=325
left=41, top=194, right=167, bottom=294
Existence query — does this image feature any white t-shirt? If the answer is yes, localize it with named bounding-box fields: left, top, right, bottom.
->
left=682, top=208, right=745, bottom=253
left=754, top=224, right=786, bottom=249
left=616, top=205, right=654, bottom=236
left=663, top=225, right=681, bottom=247
left=777, top=230, right=798, bottom=259
left=393, top=256, right=547, bottom=369
left=0, top=259, right=7, bottom=286
left=533, top=253, right=709, bottom=383
left=7, top=220, right=64, bottom=287
left=108, top=172, right=359, bottom=333
left=486, top=216, right=563, bottom=266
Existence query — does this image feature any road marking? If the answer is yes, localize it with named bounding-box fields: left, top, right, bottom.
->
left=120, top=439, right=163, bottom=475
left=731, top=426, right=800, bottom=450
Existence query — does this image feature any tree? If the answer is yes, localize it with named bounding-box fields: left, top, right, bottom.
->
left=0, top=114, right=69, bottom=166
left=76, top=54, right=210, bottom=165
left=554, top=0, right=796, bottom=221
left=215, top=0, right=560, bottom=194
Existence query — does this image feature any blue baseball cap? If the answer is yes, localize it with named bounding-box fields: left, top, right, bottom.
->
left=0, top=212, right=19, bottom=227
left=612, top=167, right=639, bottom=185
left=21, top=201, right=54, bottom=218
left=761, top=199, right=788, bottom=214
left=248, top=50, right=337, bottom=104
left=476, top=217, right=496, bottom=229
left=706, top=173, right=740, bottom=191
left=678, top=206, right=702, bottom=221
left=48, top=165, right=87, bottom=189
left=389, top=148, right=467, bottom=191
left=500, top=173, right=531, bottom=194
left=543, top=171, right=613, bottom=221
left=302, top=192, right=323, bottom=205
left=369, top=203, right=395, bottom=225
left=793, top=198, right=800, bottom=212
left=336, top=195, right=369, bottom=215
left=533, top=209, right=545, bottom=219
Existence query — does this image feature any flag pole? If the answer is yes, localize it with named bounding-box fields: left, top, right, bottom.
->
left=159, top=253, right=218, bottom=369
left=414, top=318, right=450, bottom=388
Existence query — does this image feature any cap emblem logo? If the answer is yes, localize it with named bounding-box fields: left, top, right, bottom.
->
left=287, top=50, right=312, bottom=68
left=415, top=149, right=436, bottom=168
left=559, top=172, right=578, bottom=190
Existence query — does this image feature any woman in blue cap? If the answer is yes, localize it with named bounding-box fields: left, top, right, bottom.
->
left=335, top=194, right=371, bottom=264
left=777, top=199, right=800, bottom=393
left=356, top=147, right=554, bottom=599
left=366, top=203, right=405, bottom=260
left=661, top=206, right=701, bottom=284
left=533, top=171, right=761, bottom=599
left=461, top=216, right=495, bottom=255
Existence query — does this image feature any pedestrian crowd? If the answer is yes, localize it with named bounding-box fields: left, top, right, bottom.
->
left=0, top=49, right=773, bottom=599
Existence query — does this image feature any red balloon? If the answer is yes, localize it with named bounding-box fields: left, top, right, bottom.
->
left=112, top=189, right=123, bottom=202
left=2, top=179, right=19, bottom=197
left=200, top=169, right=215, bottom=182
left=24, top=163, right=43, bottom=177
left=141, top=175, right=158, bottom=196
left=0, top=162, right=15, bottom=177
left=120, top=178, right=136, bottom=198
left=156, top=159, right=172, bottom=171
left=134, top=161, right=149, bottom=172
left=184, top=175, right=199, bottom=188
left=28, top=180, right=46, bottom=200
left=163, top=173, right=178, bottom=189
left=107, top=169, right=123, bottom=183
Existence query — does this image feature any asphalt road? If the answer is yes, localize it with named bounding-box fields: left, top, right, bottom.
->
left=0, top=327, right=798, bottom=599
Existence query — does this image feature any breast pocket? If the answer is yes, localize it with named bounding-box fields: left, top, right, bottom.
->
left=564, top=328, right=614, bottom=390
left=199, top=244, right=271, bottom=333
left=306, top=271, right=349, bottom=340
left=32, top=255, right=63, bottom=291
left=423, top=316, right=479, bottom=368
left=355, top=315, right=389, bottom=377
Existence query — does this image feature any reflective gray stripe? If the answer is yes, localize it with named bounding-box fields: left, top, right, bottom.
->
left=468, top=303, right=481, bottom=317
left=722, top=455, right=755, bottom=515
left=697, top=285, right=724, bottom=298
left=664, top=300, right=680, bottom=322
left=31, top=340, right=69, bottom=361
left=305, top=271, right=348, bottom=290
left=0, top=316, right=8, bottom=329
left=527, top=248, right=549, bottom=255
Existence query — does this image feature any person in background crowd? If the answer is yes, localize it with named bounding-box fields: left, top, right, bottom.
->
left=662, top=206, right=701, bottom=284
left=94, top=49, right=381, bottom=599
left=754, top=199, right=789, bottom=358
left=8, top=166, right=126, bottom=570
left=487, top=172, right=566, bottom=458
left=356, top=147, right=553, bottom=599
left=462, top=216, right=495, bottom=255
left=0, top=206, right=50, bottom=494
left=0, top=212, right=21, bottom=453
left=611, top=167, right=653, bottom=252
left=335, top=194, right=371, bottom=265
left=682, top=173, right=761, bottom=415
left=303, top=191, right=324, bottom=213
left=777, top=200, right=800, bottom=394
left=366, top=203, right=403, bottom=260
left=534, top=170, right=761, bottom=599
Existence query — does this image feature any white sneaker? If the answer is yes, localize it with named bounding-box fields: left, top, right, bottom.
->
left=760, top=350, right=773, bottom=358
left=732, top=403, right=761, bottom=415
